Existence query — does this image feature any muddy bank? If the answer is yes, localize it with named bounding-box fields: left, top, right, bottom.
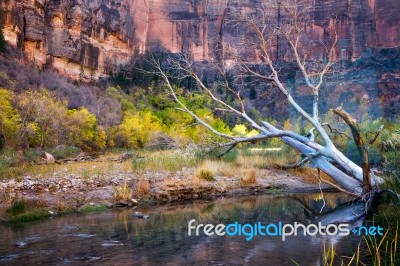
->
left=0, top=167, right=334, bottom=219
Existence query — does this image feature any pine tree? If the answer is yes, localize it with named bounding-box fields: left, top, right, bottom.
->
left=0, top=24, right=6, bottom=53
left=249, top=87, right=257, bottom=100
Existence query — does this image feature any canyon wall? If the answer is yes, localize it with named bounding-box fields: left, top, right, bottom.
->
left=1, top=0, right=399, bottom=79
left=1, top=0, right=399, bottom=120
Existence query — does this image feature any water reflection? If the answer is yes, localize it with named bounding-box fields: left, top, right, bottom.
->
left=0, top=193, right=364, bottom=265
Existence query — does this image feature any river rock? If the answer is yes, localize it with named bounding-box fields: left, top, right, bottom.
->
left=15, top=241, right=27, bottom=248
left=44, top=152, right=55, bottom=164
left=133, top=211, right=149, bottom=219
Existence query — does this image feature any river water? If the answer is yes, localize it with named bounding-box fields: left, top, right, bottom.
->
left=0, top=193, right=365, bottom=265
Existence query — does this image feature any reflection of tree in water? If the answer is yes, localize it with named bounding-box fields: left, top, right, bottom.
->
left=0, top=193, right=367, bottom=265
left=103, top=194, right=364, bottom=264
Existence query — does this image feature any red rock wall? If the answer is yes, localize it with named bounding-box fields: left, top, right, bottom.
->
left=1, top=0, right=399, bottom=79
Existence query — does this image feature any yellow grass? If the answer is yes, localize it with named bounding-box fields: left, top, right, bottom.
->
left=197, top=159, right=237, bottom=177
left=19, top=159, right=132, bottom=180
left=240, top=169, right=257, bottom=184
left=113, top=181, right=133, bottom=201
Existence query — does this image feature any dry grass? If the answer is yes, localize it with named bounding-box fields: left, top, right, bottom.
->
left=113, top=181, right=133, bottom=202
left=163, top=178, right=187, bottom=188
left=132, top=150, right=201, bottom=173
left=19, top=157, right=132, bottom=180
left=240, top=169, right=258, bottom=185
left=288, top=168, right=336, bottom=184
left=197, top=160, right=237, bottom=177
left=188, top=175, right=202, bottom=189
left=136, top=179, right=150, bottom=196
left=239, top=148, right=295, bottom=169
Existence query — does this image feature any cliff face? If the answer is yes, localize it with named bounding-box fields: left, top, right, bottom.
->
left=1, top=0, right=399, bottom=79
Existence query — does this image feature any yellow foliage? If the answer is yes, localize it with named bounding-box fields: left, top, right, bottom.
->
left=115, top=111, right=163, bottom=148
left=66, top=108, right=106, bottom=150
left=0, top=89, right=21, bottom=148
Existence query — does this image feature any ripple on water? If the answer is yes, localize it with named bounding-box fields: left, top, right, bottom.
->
left=101, top=240, right=124, bottom=247
left=72, top=255, right=102, bottom=262
left=73, top=233, right=97, bottom=238
left=0, top=254, right=19, bottom=262
left=61, top=225, right=79, bottom=231
left=15, top=235, right=41, bottom=248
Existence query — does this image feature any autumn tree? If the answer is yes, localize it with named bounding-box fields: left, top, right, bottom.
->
left=0, top=89, right=21, bottom=148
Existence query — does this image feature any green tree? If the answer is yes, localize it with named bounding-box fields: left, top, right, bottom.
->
left=249, top=87, right=257, bottom=100
left=0, top=89, right=21, bottom=148
left=0, top=23, right=6, bottom=53
left=66, top=108, right=106, bottom=150
left=17, top=90, right=68, bottom=148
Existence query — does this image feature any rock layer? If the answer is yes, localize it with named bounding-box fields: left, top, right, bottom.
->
left=1, top=0, right=399, bottom=79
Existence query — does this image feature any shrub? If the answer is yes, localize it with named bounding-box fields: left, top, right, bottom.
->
left=197, top=169, right=215, bottom=181
left=382, top=132, right=400, bottom=177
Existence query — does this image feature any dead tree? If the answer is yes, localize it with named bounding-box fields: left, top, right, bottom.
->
left=149, top=0, right=386, bottom=203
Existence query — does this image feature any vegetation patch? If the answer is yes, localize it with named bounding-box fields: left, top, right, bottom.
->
left=132, top=149, right=203, bottom=173
left=113, top=181, right=134, bottom=202
left=240, top=169, right=257, bottom=185
left=136, top=179, right=150, bottom=197
left=79, top=204, right=108, bottom=213
left=6, top=200, right=50, bottom=222
left=197, top=169, right=215, bottom=181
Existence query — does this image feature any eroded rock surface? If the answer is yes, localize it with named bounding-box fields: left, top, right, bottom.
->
left=1, top=0, right=399, bottom=79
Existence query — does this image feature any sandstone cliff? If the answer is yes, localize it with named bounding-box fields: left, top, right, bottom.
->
left=1, top=0, right=399, bottom=79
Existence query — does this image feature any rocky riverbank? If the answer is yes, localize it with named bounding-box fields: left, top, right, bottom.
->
left=0, top=166, right=334, bottom=221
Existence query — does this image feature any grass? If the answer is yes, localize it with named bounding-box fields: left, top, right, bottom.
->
left=6, top=199, right=50, bottom=222
left=241, top=145, right=294, bottom=169
left=240, top=169, right=257, bottom=185
left=79, top=204, right=108, bottom=213
left=197, top=160, right=237, bottom=177
left=197, top=169, right=215, bottom=181
left=9, top=208, right=50, bottom=222
left=132, top=149, right=203, bottom=173
left=365, top=225, right=398, bottom=266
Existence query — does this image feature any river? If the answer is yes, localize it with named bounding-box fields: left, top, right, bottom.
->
left=0, top=193, right=366, bottom=265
